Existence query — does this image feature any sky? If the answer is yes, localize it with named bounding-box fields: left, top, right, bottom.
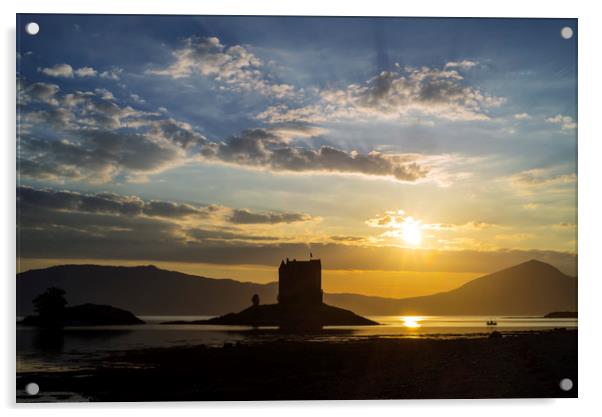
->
left=16, top=15, right=577, bottom=298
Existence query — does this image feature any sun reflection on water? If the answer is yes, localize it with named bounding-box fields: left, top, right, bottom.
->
left=401, top=316, right=423, bottom=328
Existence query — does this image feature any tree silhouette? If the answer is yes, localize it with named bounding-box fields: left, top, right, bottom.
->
left=252, top=294, right=260, bottom=307
left=33, top=287, right=67, bottom=325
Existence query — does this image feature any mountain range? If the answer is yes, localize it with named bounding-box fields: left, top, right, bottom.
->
left=16, top=259, right=577, bottom=316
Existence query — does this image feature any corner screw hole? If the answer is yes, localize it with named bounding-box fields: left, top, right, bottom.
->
left=25, top=382, right=40, bottom=396
left=559, top=378, right=573, bottom=391
left=25, top=22, right=40, bottom=36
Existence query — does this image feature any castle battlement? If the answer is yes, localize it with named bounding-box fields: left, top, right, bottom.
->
left=278, top=258, right=323, bottom=306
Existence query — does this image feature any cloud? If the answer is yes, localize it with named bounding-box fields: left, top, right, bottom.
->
left=329, top=235, right=367, bottom=242
left=510, top=169, right=576, bottom=188
left=16, top=188, right=576, bottom=276
left=186, top=228, right=277, bottom=242
left=258, top=66, right=504, bottom=123
left=365, top=209, right=500, bottom=247
left=94, top=88, right=115, bottom=100
left=514, top=112, right=532, bottom=120
left=264, top=122, right=328, bottom=140
left=423, top=221, right=497, bottom=232
left=546, top=114, right=577, bottom=130
left=39, top=64, right=100, bottom=78
left=18, top=81, right=60, bottom=106
left=18, top=186, right=313, bottom=226
left=444, top=60, right=479, bottom=69
left=19, top=130, right=186, bottom=183
left=552, top=222, right=576, bottom=229
left=16, top=82, right=221, bottom=182
left=39, top=64, right=74, bottom=78
left=20, top=87, right=152, bottom=132
left=74, top=66, right=98, bottom=77
left=18, top=82, right=451, bottom=184
left=17, top=186, right=314, bottom=251
left=365, top=210, right=409, bottom=228
left=228, top=208, right=314, bottom=224
left=148, top=36, right=297, bottom=98
left=99, top=67, right=123, bottom=80
left=22, top=107, right=74, bottom=129
left=147, top=118, right=208, bottom=149
left=17, top=217, right=577, bottom=277
left=197, top=129, right=431, bottom=182
left=494, top=233, right=535, bottom=241
left=365, top=210, right=491, bottom=231
left=18, top=186, right=212, bottom=219
left=130, top=94, right=146, bottom=104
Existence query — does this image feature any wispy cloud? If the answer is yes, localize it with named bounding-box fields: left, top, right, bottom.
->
left=17, top=81, right=60, bottom=106
left=258, top=65, right=504, bottom=123
left=99, top=67, right=123, bottom=80
left=228, top=208, right=314, bottom=224
left=510, top=168, right=576, bottom=188
left=18, top=186, right=315, bottom=226
left=546, top=114, right=577, bottom=130
left=197, top=129, right=432, bottom=182
left=514, top=112, right=532, bottom=120
left=444, top=60, right=479, bottom=70
left=18, top=80, right=460, bottom=184
left=148, top=36, right=298, bottom=98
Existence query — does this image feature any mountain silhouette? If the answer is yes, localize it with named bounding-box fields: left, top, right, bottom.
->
left=17, top=265, right=278, bottom=316
left=17, top=260, right=576, bottom=316
left=326, top=260, right=577, bottom=315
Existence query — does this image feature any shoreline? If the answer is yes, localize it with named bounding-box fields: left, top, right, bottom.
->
left=17, top=328, right=577, bottom=401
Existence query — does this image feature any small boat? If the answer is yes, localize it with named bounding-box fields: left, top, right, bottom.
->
left=486, top=320, right=498, bottom=326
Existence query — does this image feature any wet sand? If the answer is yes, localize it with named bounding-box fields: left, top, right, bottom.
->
left=17, top=329, right=577, bottom=401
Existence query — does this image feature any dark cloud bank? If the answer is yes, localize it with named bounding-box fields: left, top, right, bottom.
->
left=18, top=80, right=433, bottom=183
left=17, top=186, right=577, bottom=276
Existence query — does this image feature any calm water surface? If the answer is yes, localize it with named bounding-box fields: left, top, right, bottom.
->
left=17, top=315, right=577, bottom=373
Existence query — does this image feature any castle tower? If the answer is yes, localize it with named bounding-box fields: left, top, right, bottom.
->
left=278, top=258, right=323, bottom=306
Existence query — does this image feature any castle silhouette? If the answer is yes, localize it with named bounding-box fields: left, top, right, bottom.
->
left=197, top=257, right=378, bottom=329
left=278, top=258, right=323, bottom=306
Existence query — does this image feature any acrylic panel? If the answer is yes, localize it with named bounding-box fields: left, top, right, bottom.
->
left=16, top=14, right=577, bottom=402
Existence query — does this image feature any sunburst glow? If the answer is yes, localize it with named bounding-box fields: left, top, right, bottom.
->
left=401, top=316, right=422, bottom=328
left=401, top=217, right=423, bottom=246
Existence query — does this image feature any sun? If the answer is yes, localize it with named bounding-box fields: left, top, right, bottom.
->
left=402, top=316, right=422, bottom=328
left=401, top=217, right=422, bottom=246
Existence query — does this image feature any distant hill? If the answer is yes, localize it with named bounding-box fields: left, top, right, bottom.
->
left=17, top=265, right=277, bottom=316
left=326, top=260, right=577, bottom=315
left=17, top=260, right=577, bottom=316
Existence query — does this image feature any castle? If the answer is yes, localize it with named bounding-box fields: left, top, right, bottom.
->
left=200, top=256, right=377, bottom=328
left=278, top=258, right=323, bottom=306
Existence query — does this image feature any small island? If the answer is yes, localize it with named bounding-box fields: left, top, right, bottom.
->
left=19, top=287, right=144, bottom=327
left=164, top=302, right=377, bottom=328
left=544, top=311, right=578, bottom=318
left=164, top=258, right=378, bottom=329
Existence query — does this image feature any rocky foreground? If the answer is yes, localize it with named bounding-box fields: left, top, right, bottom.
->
left=17, top=329, right=577, bottom=401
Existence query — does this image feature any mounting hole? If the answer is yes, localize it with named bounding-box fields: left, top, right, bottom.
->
left=25, top=382, right=40, bottom=396
left=561, top=27, right=573, bottom=40
left=559, top=378, right=573, bottom=391
left=25, top=22, right=40, bottom=36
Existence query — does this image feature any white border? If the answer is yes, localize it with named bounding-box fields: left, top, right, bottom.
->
left=3, top=1, right=601, bottom=416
